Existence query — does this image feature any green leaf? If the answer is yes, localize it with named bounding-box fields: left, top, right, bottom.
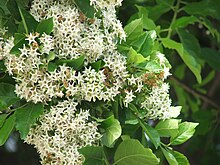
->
left=114, top=139, right=159, bottom=165
left=136, top=60, right=162, bottom=72
left=6, top=0, right=20, bottom=21
left=127, top=47, right=146, bottom=64
left=15, top=102, right=44, bottom=139
left=200, top=48, right=220, bottom=71
left=48, top=62, right=57, bottom=72
left=131, top=30, right=157, bottom=57
left=10, top=34, right=27, bottom=55
left=101, top=115, right=122, bottom=147
left=36, top=17, right=53, bottom=35
left=79, top=146, right=105, bottom=165
left=74, top=0, right=95, bottom=18
left=172, top=16, right=198, bottom=29
left=161, top=147, right=190, bottom=165
left=124, top=18, right=143, bottom=42
left=171, top=150, right=190, bottom=165
left=183, top=0, right=220, bottom=20
left=46, top=52, right=56, bottom=61
left=170, top=122, right=199, bottom=145
left=155, top=119, right=179, bottom=137
left=161, top=147, right=178, bottom=165
left=18, top=5, right=38, bottom=34
left=90, top=60, right=105, bottom=72
left=56, top=55, right=85, bottom=70
left=136, top=6, right=156, bottom=30
left=14, top=33, right=25, bottom=44
left=161, top=38, right=202, bottom=83
left=0, top=113, right=15, bottom=146
left=0, top=83, right=19, bottom=111
left=0, top=114, right=8, bottom=128
left=147, top=0, right=175, bottom=21
left=138, top=119, right=160, bottom=149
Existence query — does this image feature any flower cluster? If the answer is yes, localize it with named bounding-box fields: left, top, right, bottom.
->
left=140, top=83, right=181, bottom=120
left=25, top=100, right=101, bottom=165
left=0, top=0, right=182, bottom=164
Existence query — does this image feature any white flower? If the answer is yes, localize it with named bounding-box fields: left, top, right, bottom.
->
left=124, top=90, right=136, bottom=107
left=25, top=33, right=38, bottom=45
left=25, top=100, right=101, bottom=165
left=141, top=83, right=180, bottom=120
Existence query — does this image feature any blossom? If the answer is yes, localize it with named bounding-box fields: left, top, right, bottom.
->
left=25, top=100, right=101, bottom=165
left=140, top=83, right=180, bottom=120
left=124, top=90, right=136, bottom=107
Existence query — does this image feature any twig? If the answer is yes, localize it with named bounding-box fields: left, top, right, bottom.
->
left=169, top=76, right=220, bottom=109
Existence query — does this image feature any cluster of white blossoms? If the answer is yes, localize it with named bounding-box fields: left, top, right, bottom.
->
left=0, top=0, right=182, bottom=164
left=140, top=83, right=181, bottom=120
left=30, top=0, right=125, bottom=63
left=25, top=100, right=101, bottom=165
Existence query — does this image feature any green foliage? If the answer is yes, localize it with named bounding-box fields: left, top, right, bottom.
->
left=170, top=122, right=198, bottom=145
left=0, top=113, right=15, bottom=146
left=155, top=119, right=179, bottom=137
left=74, top=0, right=95, bottom=18
left=18, top=6, right=38, bottom=34
left=161, top=147, right=189, bottom=165
left=79, top=146, right=105, bottom=165
left=161, top=38, right=202, bottom=83
left=15, top=103, right=44, bottom=139
left=138, top=119, right=160, bottom=149
left=56, top=55, right=85, bottom=70
left=36, top=17, right=53, bottom=35
left=114, top=139, right=159, bottom=165
left=101, top=115, right=122, bottom=147
left=0, top=83, right=19, bottom=111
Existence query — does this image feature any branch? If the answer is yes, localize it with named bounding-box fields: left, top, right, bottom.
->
left=169, top=76, right=220, bottom=109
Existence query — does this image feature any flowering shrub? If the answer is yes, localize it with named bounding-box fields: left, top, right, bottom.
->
left=0, top=0, right=200, bottom=165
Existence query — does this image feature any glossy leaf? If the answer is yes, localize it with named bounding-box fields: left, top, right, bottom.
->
left=79, top=146, right=105, bottom=165
left=10, top=34, right=27, bottom=55
left=161, top=38, right=202, bottom=83
left=131, top=30, right=156, bottom=57
left=0, top=83, right=19, bottom=111
left=0, top=114, right=8, bottom=128
left=48, top=62, right=57, bottom=72
left=114, top=139, right=159, bottom=165
left=138, top=119, right=160, bottom=149
left=147, top=0, right=175, bottom=21
left=56, top=55, right=85, bottom=70
left=101, top=115, right=122, bottom=147
left=172, top=150, right=190, bottom=165
left=124, top=18, right=143, bottom=42
left=36, top=17, right=53, bottom=35
left=18, top=6, right=38, bottom=33
left=170, top=122, right=199, bottom=145
left=127, top=47, right=146, bottom=64
left=136, top=6, right=156, bottom=30
left=172, top=16, right=198, bottom=29
left=0, top=113, right=15, bottom=146
left=74, top=0, right=95, bottom=18
left=155, top=119, right=179, bottom=137
left=161, top=147, right=178, bottom=165
left=90, top=60, right=105, bottom=72
left=15, top=102, right=44, bottom=139
left=161, top=147, right=190, bottom=165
